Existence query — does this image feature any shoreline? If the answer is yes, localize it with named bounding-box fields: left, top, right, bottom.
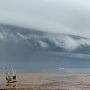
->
left=0, top=88, right=68, bottom=90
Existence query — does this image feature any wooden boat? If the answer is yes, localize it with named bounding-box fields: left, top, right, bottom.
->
left=6, top=69, right=17, bottom=83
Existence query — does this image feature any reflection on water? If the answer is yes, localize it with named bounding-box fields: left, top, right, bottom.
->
left=6, top=83, right=16, bottom=88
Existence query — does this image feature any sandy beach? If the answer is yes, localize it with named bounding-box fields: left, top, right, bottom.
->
left=0, top=88, right=68, bottom=90
left=0, top=73, right=90, bottom=90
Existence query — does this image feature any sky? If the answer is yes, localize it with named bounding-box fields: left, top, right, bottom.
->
left=0, top=0, right=90, bottom=37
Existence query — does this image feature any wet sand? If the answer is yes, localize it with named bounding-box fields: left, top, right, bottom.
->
left=0, top=88, right=68, bottom=90
left=0, top=73, right=90, bottom=90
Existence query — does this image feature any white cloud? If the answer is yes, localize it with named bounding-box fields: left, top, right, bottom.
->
left=17, top=33, right=27, bottom=40
left=0, top=33, right=5, bottom=40
left=38, top=40, right=48, bottom=48
left=63, top=36, right=79, bottom=51
left=0, top=0, right=90, bottom=38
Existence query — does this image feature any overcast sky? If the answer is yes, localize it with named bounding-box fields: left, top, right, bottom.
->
left=0, top=0, right=90, bottom=37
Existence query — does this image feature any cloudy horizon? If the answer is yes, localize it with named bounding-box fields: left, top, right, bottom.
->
left=0, top=0, right=90, bottom=38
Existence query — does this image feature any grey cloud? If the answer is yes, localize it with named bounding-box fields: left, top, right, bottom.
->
left=0, top=0, right=90, bottom=37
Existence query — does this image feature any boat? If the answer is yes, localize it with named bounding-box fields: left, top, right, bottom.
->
left=6, top=69, right=17, bottom=83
